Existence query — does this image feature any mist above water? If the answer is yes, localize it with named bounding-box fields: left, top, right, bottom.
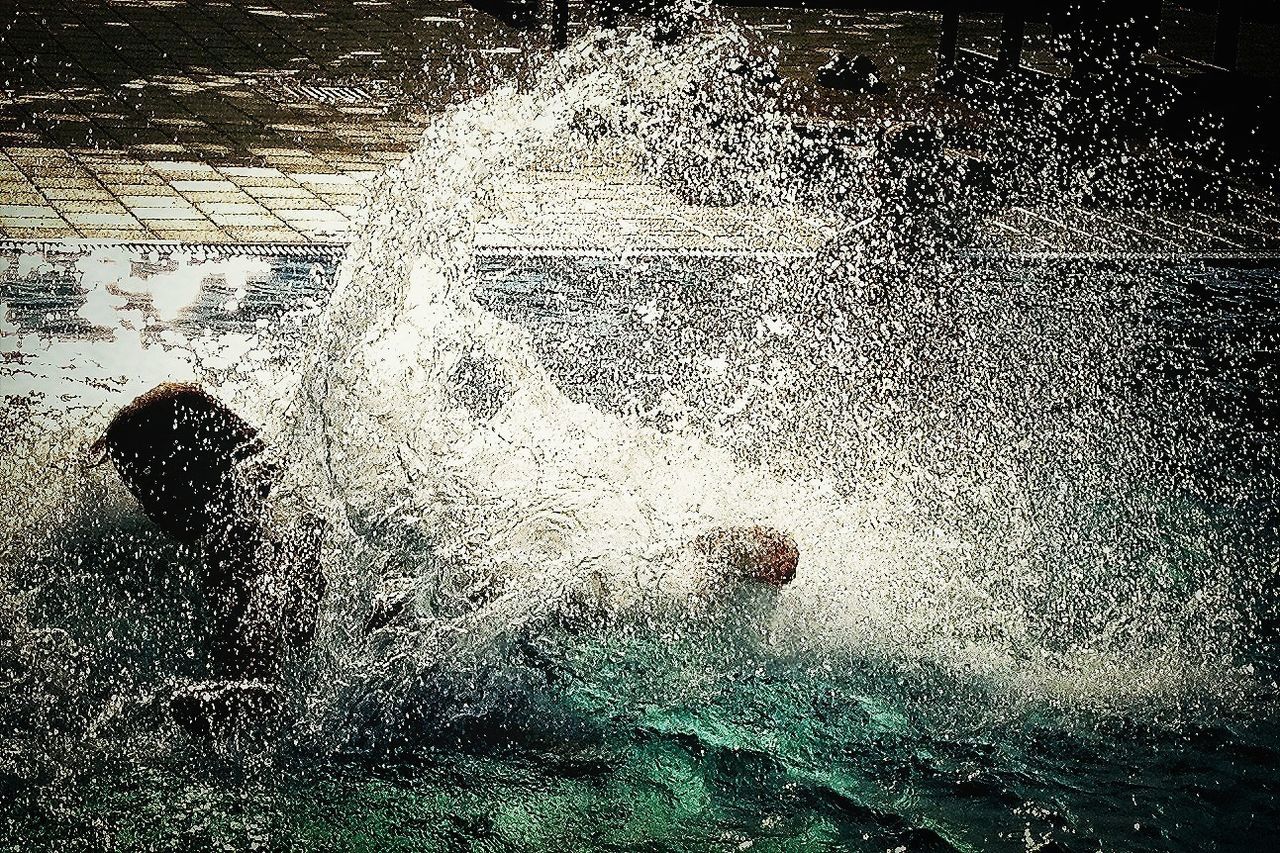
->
left=244, top=19, right=1268, bottom=747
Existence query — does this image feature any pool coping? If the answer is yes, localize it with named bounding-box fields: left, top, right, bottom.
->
left=3, top=239, right=1279, bottom=267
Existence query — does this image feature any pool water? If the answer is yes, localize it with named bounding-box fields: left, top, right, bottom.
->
left=3, top=19, right=1280, bottom=853
left=2, top=243, right=1278, bottom=851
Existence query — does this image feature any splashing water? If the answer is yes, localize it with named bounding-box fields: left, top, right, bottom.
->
left=2, top=14, right=1278, bottom=852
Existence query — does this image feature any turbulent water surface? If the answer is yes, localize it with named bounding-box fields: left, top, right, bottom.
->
left=2, top=16, right=1279, bottom=853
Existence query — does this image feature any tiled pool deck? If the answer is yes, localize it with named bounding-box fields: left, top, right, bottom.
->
left=0, top=0, right=899, bottom=247
left=0, top=0, right=553, bottom=242
left=2, top=2, right=1279, bottom=256
left=0, top=151, right=365, bottom=242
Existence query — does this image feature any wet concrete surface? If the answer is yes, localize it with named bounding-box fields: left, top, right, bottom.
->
left=0, top=1, right=976, bottom=245
left=0, top=1, right=1277, bottom=256
left=0, top=0, right=552, bottom=241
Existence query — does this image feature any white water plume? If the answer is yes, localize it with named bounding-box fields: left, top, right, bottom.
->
left=220, top=23, right=1262, bottom=748
left=0, top=19, right=1266, bottom=771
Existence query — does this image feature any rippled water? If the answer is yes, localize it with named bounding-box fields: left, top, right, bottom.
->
left=3, top=15, right=1279, bottom=853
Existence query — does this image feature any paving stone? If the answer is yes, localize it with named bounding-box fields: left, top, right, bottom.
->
left=149, top=225, right=231, bottom=241
left=274, top=195, right=351, bottom=214
left=0, top=192, right=48, bottom=206
left=206, top=212, right=288, bottom=227
left=96, top=168, right=169, bottom=182
left=0, top=204, right=61, bottom=219
left=310, top=191, right=366, bottom=206
left=41, top=189, right=118, bottom=203
left=75, top=227, right=156, bottom=240
left=291, top=171, right=356, bottom=185
left=59, top=200, right=132, bottom=214
left=219, top=166, right=288, bottom=179
left=241, top=185, right=317, bottom=200
left=293, top=230, right=350, bottom=241
left=117, top=191, right=191, bottom=205
left=277, top=210, right=350, bottom=224
left=170, top=179, right=240, bottom=192
left=197, top=201, right=273, bottom=215
left=223, top=225, right=305, bottom=242
left=8, top=148, right=74, bottom=161
left=146, top=160, right=223, bottom=175
left=0, top=219, right=69, bottom=233
left=91, top=167, right=165, bottom=181
left=174, top=189, right=256, bottom=204
left=145, top=216, right=223, bottom=231
left=2, top=226, right=78, bottom=239
left=64, top=211, right=147, bottom=228
left=18, top=173, right=97, bottom=188
left=130, top=206, right=210, bottom=221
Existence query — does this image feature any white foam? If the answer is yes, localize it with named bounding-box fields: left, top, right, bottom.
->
left=260, top=24, right=1254, bottom=733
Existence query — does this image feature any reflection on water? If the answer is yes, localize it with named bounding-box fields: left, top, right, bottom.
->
left=0, top=246, right=337, bottom=410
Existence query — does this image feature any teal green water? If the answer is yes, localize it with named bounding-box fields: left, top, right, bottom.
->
left=6, top=621, right=1278, bottom=851
left=2, top=248, right=1278, bottom=851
